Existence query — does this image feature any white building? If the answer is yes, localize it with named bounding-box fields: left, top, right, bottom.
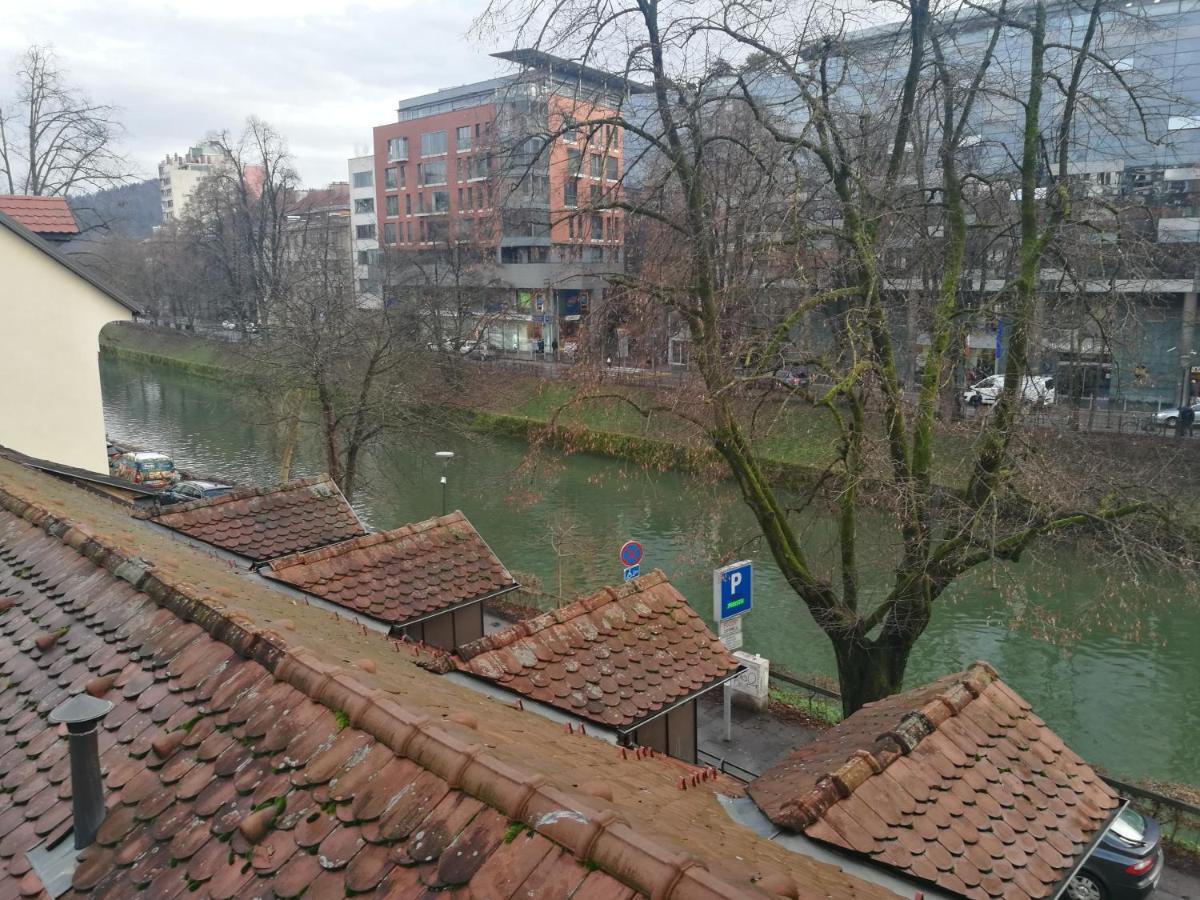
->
left=0, top=206, right=137, bottom=471
left=348, top=155, right=380, bottom=308
left=158, top=141, right=228, bottom=222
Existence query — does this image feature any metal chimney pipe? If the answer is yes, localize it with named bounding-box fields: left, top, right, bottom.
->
left=48, top=694, right=113, bottom=850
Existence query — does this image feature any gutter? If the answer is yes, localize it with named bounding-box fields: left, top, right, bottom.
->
left=1049, top=800, right=1127, bottom=900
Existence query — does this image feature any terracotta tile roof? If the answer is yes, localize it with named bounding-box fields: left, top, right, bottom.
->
left=0, top=194, right=79, bottom=235
left=263, top=511, right=516, bottom=626
left=144, top=474, right=366, bottom=562
left=455, top=571, right=739, bottom=729
left=0, top=455, right=899, bottom=899
left=748, top=662, right=1121, bottom=900
left=0, top=513, right=639, bottom=900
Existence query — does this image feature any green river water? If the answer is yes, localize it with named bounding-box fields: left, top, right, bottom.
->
left=99, top=356, right=1200, bottom=787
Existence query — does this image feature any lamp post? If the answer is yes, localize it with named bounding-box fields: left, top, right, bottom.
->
left=434, top=451, right=455, bottom=515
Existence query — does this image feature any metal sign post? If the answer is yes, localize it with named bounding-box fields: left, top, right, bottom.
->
left=713, top=561, right=752, bottom=743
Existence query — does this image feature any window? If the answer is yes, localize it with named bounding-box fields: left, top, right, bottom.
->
left=406, top=221, right=413, bottom=242
left=405, top=194, right=412, bottom=215
left=469, top=156, right=489, bottom=180
left=351, top=170, right=373, bottom=188
left=467, top=187, right=475, bottom=210
left=427, top=217, right=448, bottom=242
left=387, top=137, right=408, bottom=161
left=457, top=187, right=463, bottom=207
left=589, top=183, right=601, bottom=205
left=431, top=191, right=450, bottom=213
left=591, top=215, right=603, bottom=240
left=567, top=148, right=582, bottom=176
left=456, top=125, right=472, bottom=149
left=420, top=160, right=447, bottom=185
left=562, top=117, right=577, bottom=142
left=383, top=222, right=396, bottom=244
left=354, top=198, right=374, bottom=214
left=606, top=157, right=618, bottom=180
left=356, top=250, right=370, bottom=265
left=589, top=155, right=602, bottom=178
left=564, top=179, right=578, bottom=208
left=398, top=164, right=406, bottom=187
left=355, top=224, right=376, bottom=239
left=386, top=195, right=399, bottom=217
left=421, top=130, right=448, bottom=156
left=384, top=168, right=397, bottom=190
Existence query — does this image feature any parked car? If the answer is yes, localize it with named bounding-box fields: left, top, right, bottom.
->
left=221, top=320, right=237, bottom=330
left=111, top=451, right=180, bottom=488
left=1067, top=805, right=1162, bottom=900
left=963, top=374, right=1055, bottom=407
left=1151, top=400, right=1200, bottom=429
left=155, top=480, right=232, bottom=506
left=775, top=367, right=810, bottom=389
left=106, top=442, right=122, bottom=466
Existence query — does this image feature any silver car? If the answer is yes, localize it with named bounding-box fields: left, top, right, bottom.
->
left=1152, top=401, right=1200, bottom=428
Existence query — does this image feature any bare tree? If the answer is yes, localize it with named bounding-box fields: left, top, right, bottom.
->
left=484, top=0, right=1194, bottom=712
left=182, top=118, right=298, bottom=328
left=0, top=45, right=130, bottom=196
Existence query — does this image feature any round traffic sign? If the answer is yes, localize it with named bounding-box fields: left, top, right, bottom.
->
left=619, top=540, right=643, bottom=567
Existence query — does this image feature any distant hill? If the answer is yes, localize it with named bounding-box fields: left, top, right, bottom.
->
left=69, top=179, right=161, bottom=238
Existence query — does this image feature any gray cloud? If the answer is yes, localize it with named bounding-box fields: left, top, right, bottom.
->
left=2, top=1, right=505, bottom=187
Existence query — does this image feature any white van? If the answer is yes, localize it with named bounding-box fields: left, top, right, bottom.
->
left=963, top=374, right=1055, bottom=407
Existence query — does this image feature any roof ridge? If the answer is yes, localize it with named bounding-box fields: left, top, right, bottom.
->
left=455, top=569, right=665, bottom=661
left=265, top=509, right=467, bottom=572
left=0, top=484, right=771, bottom=900
left=781, top=661, right=999, bottom=828
left=139, top=473, right=337, bottom=519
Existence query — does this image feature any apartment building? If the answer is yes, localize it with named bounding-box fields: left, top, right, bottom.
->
left=157, top=141, right=226, bottom=222
left=369, top=51, right=639, bottom=355
left=348, top=155, right=380, bottom=308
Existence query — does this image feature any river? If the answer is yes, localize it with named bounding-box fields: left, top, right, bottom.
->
left=99, top=356, right=1200, bottom=787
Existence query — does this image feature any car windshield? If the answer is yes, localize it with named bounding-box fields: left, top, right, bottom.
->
left=137, top=459, right=174, bottom=472
left=1110, top=807, right=1146, bottom=843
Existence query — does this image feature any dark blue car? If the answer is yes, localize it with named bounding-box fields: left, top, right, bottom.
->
left=1067, top=806, right=1162, bottom=900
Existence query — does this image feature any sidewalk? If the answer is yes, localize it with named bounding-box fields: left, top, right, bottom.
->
left=694, top=690, right=1200, bottom=899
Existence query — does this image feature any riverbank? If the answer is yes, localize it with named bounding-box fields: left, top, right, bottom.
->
left=98, top=323, right=949, bottom=490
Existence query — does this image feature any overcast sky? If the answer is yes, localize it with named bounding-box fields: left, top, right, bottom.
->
left=2, top=0, right=508, bottom=188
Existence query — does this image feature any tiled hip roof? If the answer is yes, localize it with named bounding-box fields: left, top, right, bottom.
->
left=264, top=511, right=516, bottom=626
left=748, top=662, right=1121, bottom=900
left=455, top=571, right=739, bottom=729
left=145, top=474, right=366, bottom=562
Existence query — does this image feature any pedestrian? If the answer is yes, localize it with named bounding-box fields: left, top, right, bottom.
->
left=551, top=338, right=559, bottom=361
left=1181, top=401, right=1196, bottom=437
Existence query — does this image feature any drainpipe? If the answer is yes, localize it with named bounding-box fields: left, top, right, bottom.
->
left=48, top=694, right=113, bottom=850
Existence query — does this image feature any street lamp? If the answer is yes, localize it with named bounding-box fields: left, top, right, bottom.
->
left=434, top=451, right=455, bottom=515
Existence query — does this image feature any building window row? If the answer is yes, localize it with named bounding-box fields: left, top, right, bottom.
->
left=387, top=137, right=408, bottom=161
left=352, top=170, right=373, bottom=188
left=561, top=119, right=619, bottom=150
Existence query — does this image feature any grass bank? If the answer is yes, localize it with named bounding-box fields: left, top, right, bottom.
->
left=100, top=324, right=248, bottom=382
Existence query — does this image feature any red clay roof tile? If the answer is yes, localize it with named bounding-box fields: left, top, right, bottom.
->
left=0, top=195, right=78, bottom=235
left=0, top=510, right=613, bottom=899
left=454, top=570, right=738, bottom=729
left=0, top=457, right=898, bottom=900
left=145, top=475, right=365, bottom=562
left=748, top=662, right=1121, bottom=900
left=263, top=510, right=515, bottom=626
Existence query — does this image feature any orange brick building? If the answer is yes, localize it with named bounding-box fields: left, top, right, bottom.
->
left=370, top=51, right=641, bottom=355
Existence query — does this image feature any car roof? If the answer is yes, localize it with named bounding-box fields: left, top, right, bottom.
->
left=123, top=451, right=173, bottom=461
left=178, top=480, right=226, bottom=490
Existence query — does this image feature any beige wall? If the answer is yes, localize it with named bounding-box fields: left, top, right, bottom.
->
left=0, top=227, right=132, bottom=471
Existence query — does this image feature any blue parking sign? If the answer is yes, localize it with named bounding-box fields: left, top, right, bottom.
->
left=713, top=561, right=752, bottom=621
